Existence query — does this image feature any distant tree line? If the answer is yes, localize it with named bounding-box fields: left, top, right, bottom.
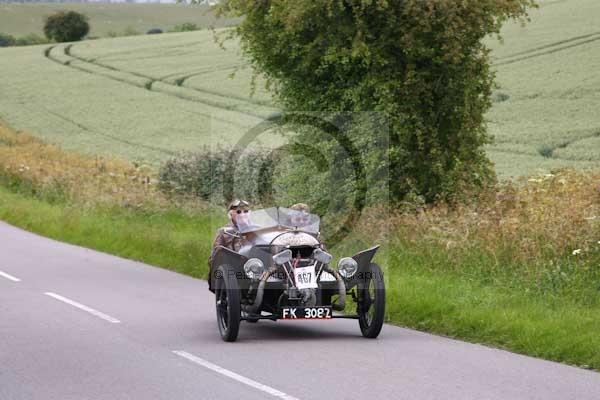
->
left=0, top=32, right=49, bottom=47
left=1, top=9, right=89, bottom=46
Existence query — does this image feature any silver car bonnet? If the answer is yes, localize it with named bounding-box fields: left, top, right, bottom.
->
left=271, top=231, right=320, bottom=247
left=240, top=229, right=319, bottom=248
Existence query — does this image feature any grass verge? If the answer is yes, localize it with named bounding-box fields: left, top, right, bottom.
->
left=387, top=255, right=600, bottom=370
left=0, top=186, right=215, bottom=278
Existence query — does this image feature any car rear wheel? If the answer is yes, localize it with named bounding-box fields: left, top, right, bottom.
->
left=215, top=265, right=241, bottom=342
left=357, top=263, right=385, bottom=338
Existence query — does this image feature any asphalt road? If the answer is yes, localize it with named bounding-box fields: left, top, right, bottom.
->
left=1, top=221, right=599, bottom=400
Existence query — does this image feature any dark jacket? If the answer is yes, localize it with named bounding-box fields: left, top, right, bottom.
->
left=208, top=223, right=240, bottom=267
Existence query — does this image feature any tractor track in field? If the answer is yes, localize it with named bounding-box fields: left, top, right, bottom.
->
left=494, top=32, right=600, bottom=66
left=43, top=45, right=270, bottom=157
left=70, top=48, right=275, bottom=111
left=172, top=63, right=242, bottom=85
left=31, top=78, right=179, bottom=158
left=489, top=127, right=600, bottom=163
left=537, top=129, right=600, bottom=160
left=495, top=31, right=600, bottom=61
left=47, top=44, right=278, bottom=122
left=82, top=39, right=206, bottom=63
left=488, top=146, right=599, bottom=164
left=43, top=108, right=179, bottom=157
left=82, top=56, right=273, bottom=110
left=171, top=65, right=275, bottom=108
left=64, top=45, right=157, bottom=83
left=44, top=45, right=270, bottom=130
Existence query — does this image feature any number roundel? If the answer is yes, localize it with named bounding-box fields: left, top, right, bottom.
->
left=294, top=265, right=318, bottom=289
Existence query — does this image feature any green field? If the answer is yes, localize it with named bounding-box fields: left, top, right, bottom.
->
left=0, top=31, right=279, bottom=164
left=486, top=0, right=600, bottom=177
left=0, top=0, right=599, bottom=176
left=0, top=3, right=237, bottom=37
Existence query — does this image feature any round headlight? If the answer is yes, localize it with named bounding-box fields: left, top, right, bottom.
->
left=273, top=249, right=292, bottom=265
left=244, top=258, right=265, bottom=280
left=313, top=248, right=332, bottom=264
left=337, top=257, right=358, bottom=279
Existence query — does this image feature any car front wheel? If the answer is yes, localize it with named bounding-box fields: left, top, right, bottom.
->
left=357, top=263, right=385, bottom=338
left=215, top=265, right=241, bottom=342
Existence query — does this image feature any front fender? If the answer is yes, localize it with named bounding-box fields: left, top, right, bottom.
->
left=209, top=246, right=247, bottom=293
left=344, top=245, right=380, bottom=290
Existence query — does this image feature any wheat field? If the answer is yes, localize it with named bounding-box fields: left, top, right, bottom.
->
left=0, top=30, right=281, bottom=164
left=0, top=0, right=599, bottom=177
left=486, top=0, right=600, bottom=177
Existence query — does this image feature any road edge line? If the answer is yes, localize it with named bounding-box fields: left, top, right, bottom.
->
left=172, top=350, right=299, bottom=400
left=0, top=270, right=21, bottom=282
left=44, top=292, right=121, bottom=324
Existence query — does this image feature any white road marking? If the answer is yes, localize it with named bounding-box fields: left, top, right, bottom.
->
left=0, top=270, right=21, bottom=282
left=44, top=292, right=121, bottom=324
left=173, top=350, right=300, bottom=400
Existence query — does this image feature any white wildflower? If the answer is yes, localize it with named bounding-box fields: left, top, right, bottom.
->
left=572, top=249, right=582, bottom=256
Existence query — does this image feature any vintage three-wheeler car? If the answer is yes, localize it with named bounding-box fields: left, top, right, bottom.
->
left=209, top=207, right=385, bottom=342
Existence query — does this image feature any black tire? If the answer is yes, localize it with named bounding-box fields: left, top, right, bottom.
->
left=357, top=263, right=385, bottom=338
left=215, top=265, right=241, bottom=342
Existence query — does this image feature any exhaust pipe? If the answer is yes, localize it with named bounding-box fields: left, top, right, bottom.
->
left=243, top=267, right=278, bottom=314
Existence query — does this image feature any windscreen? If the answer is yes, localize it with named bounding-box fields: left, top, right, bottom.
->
left=236, top=207, right=279, bottom=233
left=277, top=207, right=320, bottom=234
left=236, top=207, right=320, bottom=234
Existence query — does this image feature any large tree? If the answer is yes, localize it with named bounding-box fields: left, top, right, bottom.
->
left=219, top=0, right=535, bottom=203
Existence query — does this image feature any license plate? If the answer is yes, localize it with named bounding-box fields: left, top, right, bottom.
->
left=293, top=265, right=318, bottom=290
left=281, top=306, right=332, bottom=320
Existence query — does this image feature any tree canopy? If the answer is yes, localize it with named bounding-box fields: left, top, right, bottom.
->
left=220, top=0, right=535, bottom=203
left=44, top=11, right=89, bottom=43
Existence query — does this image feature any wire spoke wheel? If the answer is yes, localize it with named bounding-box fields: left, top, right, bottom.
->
left=358, top=263, right=385, bottom=338
left=216, top=290, right=229, bottom=331
left=365, top=279, right=376, bottom=325
left=215, top=265, right=241, bottom=342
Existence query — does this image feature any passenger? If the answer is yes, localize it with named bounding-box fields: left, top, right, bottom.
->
left=289, top=202, right=311, bottom=227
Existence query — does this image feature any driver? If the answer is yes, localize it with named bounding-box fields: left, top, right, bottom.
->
left=208, top=199, right=250, bottom=267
